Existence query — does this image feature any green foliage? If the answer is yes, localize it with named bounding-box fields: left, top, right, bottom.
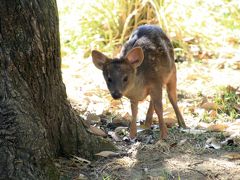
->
left=102, top=174, right=112, bottom=180
left=58, top=0, right=240, bottom=59
left=214, top=86, right=240, bottom=120
left=201, top=86, right=240, bottom=123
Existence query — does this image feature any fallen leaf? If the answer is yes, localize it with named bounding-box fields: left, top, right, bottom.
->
left=87, top=126, right=107, bottom=137
left=71, top=155, right=91, bottom=165
left=151, top=117, right=159, bottom=125
left=205, top=137, right=221, bottom=149
left=186, top=72, right=210, bottom=81
left=170, top=142, right=178, bottom=148
left=226, top=85, right=237, bottom=93
left=229, top=133, right=240, bottom=145
left=95, top=151, right=119, bottom=157
left=163, top=107, right=175, bottom=118
left=201, top=102, right=218, bottom=110
left=183, top=37, right=195, bottom=43
left=110, top=100, right=121, bottom=107
left=178, top=139, right=188, bottom=146
left=181, top=128, right=206, bottom=135
left=86, top=113, right=100, bottom=124
left=115, top=126, right=128, bottom=135
left=224, top=124, right=240, bottom=138
left=78, top=173, right=88, bottom=180
left=164, top=118, right=177, bottom=128
left=217, top=62, right=225, bottom=69
left=221, top=138, right=235, bottom=146
left=207, top=124, right=229, bottom=132
left=190, top=45, right=200, bottom=55
left=147, top=176, right=165, bottom=180
left=123, top=112, right=132, bottom=121
left=108, top=131, right=122, bottom=141
left=81, top=119, right=91, bottom=128
left=234, top=104, right=240, bottom=113
left=232, top=60, right=240, bottom=70
left=84, top=91, right=95, bottom=96
left=223, top=153, right=240, bottom=160
left=208, top=110, right=217, bottom=118
left=138, top=124, right=150, bottom=129
left=112, top=116, right=130, bottom=127
left=115, top=156, right=136, bottom=167
left=195, top=122, right=209, bottom=129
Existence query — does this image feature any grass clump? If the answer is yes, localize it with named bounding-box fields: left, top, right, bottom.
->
left=58, top=0, right=240, bottom=60
left=202, top=86, right=240, bottom=123
left=214, top=86, right=240, bottom=120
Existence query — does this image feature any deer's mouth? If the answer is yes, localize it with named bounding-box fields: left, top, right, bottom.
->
left=111, top=91, right=122, bottom=99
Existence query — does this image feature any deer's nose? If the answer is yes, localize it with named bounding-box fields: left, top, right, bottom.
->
left=111, top=91, right=122, bottom=99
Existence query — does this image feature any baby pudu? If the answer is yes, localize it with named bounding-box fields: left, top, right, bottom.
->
left=92, top=25, right=186, bottom=140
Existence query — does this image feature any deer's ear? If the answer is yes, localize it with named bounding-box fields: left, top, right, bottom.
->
left=92, top=50, right=108, bottom=70
left=125, top=47, right=144, bottom=68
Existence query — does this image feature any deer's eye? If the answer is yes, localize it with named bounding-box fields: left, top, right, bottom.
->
left=123, top=76, right=128, bottom=82
left=107, top=77, right=112, bottom=83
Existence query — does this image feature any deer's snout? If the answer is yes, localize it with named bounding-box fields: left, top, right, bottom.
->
left=111, top=91, right=122, bottom=99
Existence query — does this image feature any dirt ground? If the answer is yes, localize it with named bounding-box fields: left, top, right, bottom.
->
left=59, top=56, right=240, bottom=180
left=57, top=129, right=240, bottom=180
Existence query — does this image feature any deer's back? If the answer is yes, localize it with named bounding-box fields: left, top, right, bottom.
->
left=120, top=25, right=175, bottom=85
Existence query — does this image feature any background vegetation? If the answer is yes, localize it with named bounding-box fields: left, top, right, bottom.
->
left=58, top=0, right=240, bottom=59
left=57, top=0, right=240, bottom=122
left=56, top=2, right=240, bottom=178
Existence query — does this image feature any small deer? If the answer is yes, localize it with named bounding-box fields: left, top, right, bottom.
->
left=92, top=25, right=186, bottom=140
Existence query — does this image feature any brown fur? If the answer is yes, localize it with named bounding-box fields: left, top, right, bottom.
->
left=92, top=25, right=186, bottom=140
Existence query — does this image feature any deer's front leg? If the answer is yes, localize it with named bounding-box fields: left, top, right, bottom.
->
left=130, top=100, right=138, bottom=140
left=150, top=86, right=168, bottom=140
left=145, top=99, right=154, bottom=128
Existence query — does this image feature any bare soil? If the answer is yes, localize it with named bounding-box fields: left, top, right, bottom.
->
left=57, top=127, right=240, bottom=180
left=58, top=57, right=240, bottom=180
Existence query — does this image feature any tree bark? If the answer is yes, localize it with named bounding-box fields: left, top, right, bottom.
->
left=0, top=0, right=114, bottom=179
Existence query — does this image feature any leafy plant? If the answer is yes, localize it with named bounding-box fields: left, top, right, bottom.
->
left=214, top=86, right=240, bottom=120
left=57, top=0, right=240, bottom=60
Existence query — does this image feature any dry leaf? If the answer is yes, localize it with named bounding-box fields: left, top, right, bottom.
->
left=147, top=176, right=165, bottom=180
left=225, top=123, right=240, bottom=137
left=208, top=110, right=217, bottom=118
left=95, top=151, right=119, bottom=157
left=186, top=73, right=209, bottom=81
left=84, top=91, right=95, bottom=96
left=201, top=102, right=218, bottom=110
left=81, top=120, right=91, bottom=128
left=181, top=128, right=206, bottom=135
left=78, top=173, right=88, bottom=180
left=234, top=104, right=240, bottom=113
left=205, top=137, right=221, bottom=149
left=110, top=100, right=121, bottom=107
left=87, top=126, right=107, bottom=137
left=138, top=124, right=149, bottom=129
left=217, top=62, right=225, bottom=69
left=108, top=131, right=122, bottom=141
left=163, top=107, right=175, bottom=118
left=115, top=126, right=128, bottom=135
left=123, top=112, right=132, bottom=121
left=232, top=60, right=240, bottom=70
left=71, top=155, right=91, bottom=165
left=183, top=37, right=195, bottom=43
left=207, top=124, right=229, bottom=132
left=195, top=122, right=209, bottom=129
left=112, top=116, right=130, bottom=127
left=86, top=113, right=100, bottom=123
left=223, top=153, right=240, bottom=160
left=151, top=117, right=159, bottom=125
left=164, top=118, right=177, bottom=128
left=178, top=139, right=188, bottom=146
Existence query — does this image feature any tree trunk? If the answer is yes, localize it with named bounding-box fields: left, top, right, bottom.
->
left=0, top=1, right=114, bottom=179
